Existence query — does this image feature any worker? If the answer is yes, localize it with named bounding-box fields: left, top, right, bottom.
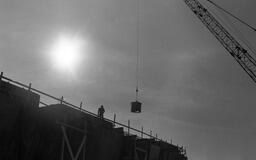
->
left=98, top=105, right=105, bottom=119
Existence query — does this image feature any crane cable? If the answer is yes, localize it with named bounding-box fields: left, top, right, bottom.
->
left=203, top=0, right=256, bottom=32
left=135, top=0, right=140, bottom=101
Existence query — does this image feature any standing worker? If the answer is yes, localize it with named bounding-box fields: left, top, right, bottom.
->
left=98, top=105, right=105, bottom=119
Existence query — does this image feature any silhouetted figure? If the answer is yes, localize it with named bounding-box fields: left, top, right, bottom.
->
left=98, top=105, right=105, bottom=118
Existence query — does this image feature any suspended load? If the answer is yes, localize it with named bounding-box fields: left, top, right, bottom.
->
left=131, top=101, right=141, bottom=113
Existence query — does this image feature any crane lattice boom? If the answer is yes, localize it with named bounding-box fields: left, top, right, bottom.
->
left=183, top=0, right=256, bottom=83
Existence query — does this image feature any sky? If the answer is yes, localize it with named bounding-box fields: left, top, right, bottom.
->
left=1, top=0, right=256, bottom=160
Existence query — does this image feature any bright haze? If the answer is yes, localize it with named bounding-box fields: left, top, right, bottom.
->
left=0, top=0, right=256, bottom=160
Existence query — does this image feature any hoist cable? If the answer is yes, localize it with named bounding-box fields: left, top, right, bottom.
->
left=135, top=0, right=140, bottom=101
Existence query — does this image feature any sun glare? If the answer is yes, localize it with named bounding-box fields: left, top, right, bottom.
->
left=50, top=34, right=85, bottom=73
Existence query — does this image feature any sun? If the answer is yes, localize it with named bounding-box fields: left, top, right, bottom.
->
left=49, top=34, right=85, bottom=73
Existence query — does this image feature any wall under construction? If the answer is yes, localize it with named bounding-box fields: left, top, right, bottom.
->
left=0, top=79, right=187, bottom=160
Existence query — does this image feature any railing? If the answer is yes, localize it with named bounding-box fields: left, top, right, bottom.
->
left=0, top=72, right=177, bottom=145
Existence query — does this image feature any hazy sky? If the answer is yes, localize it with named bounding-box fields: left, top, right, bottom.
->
left=1, top=0, right=256, bottom=160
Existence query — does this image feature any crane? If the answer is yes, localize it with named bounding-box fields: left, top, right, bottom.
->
left=183, top=0, right=256, bottom=83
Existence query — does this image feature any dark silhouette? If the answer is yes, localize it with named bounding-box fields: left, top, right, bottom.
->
left=98, top=105, right=105, bottom=118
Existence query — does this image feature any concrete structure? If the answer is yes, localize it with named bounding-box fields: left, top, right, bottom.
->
left=0, top=78, right=187, bottom=160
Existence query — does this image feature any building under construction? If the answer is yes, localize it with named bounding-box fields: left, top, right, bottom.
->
left=0, top=73, right=187, bottom=160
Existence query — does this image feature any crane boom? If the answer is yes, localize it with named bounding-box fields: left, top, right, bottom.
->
left=183, top=0, right=256, bottom=83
